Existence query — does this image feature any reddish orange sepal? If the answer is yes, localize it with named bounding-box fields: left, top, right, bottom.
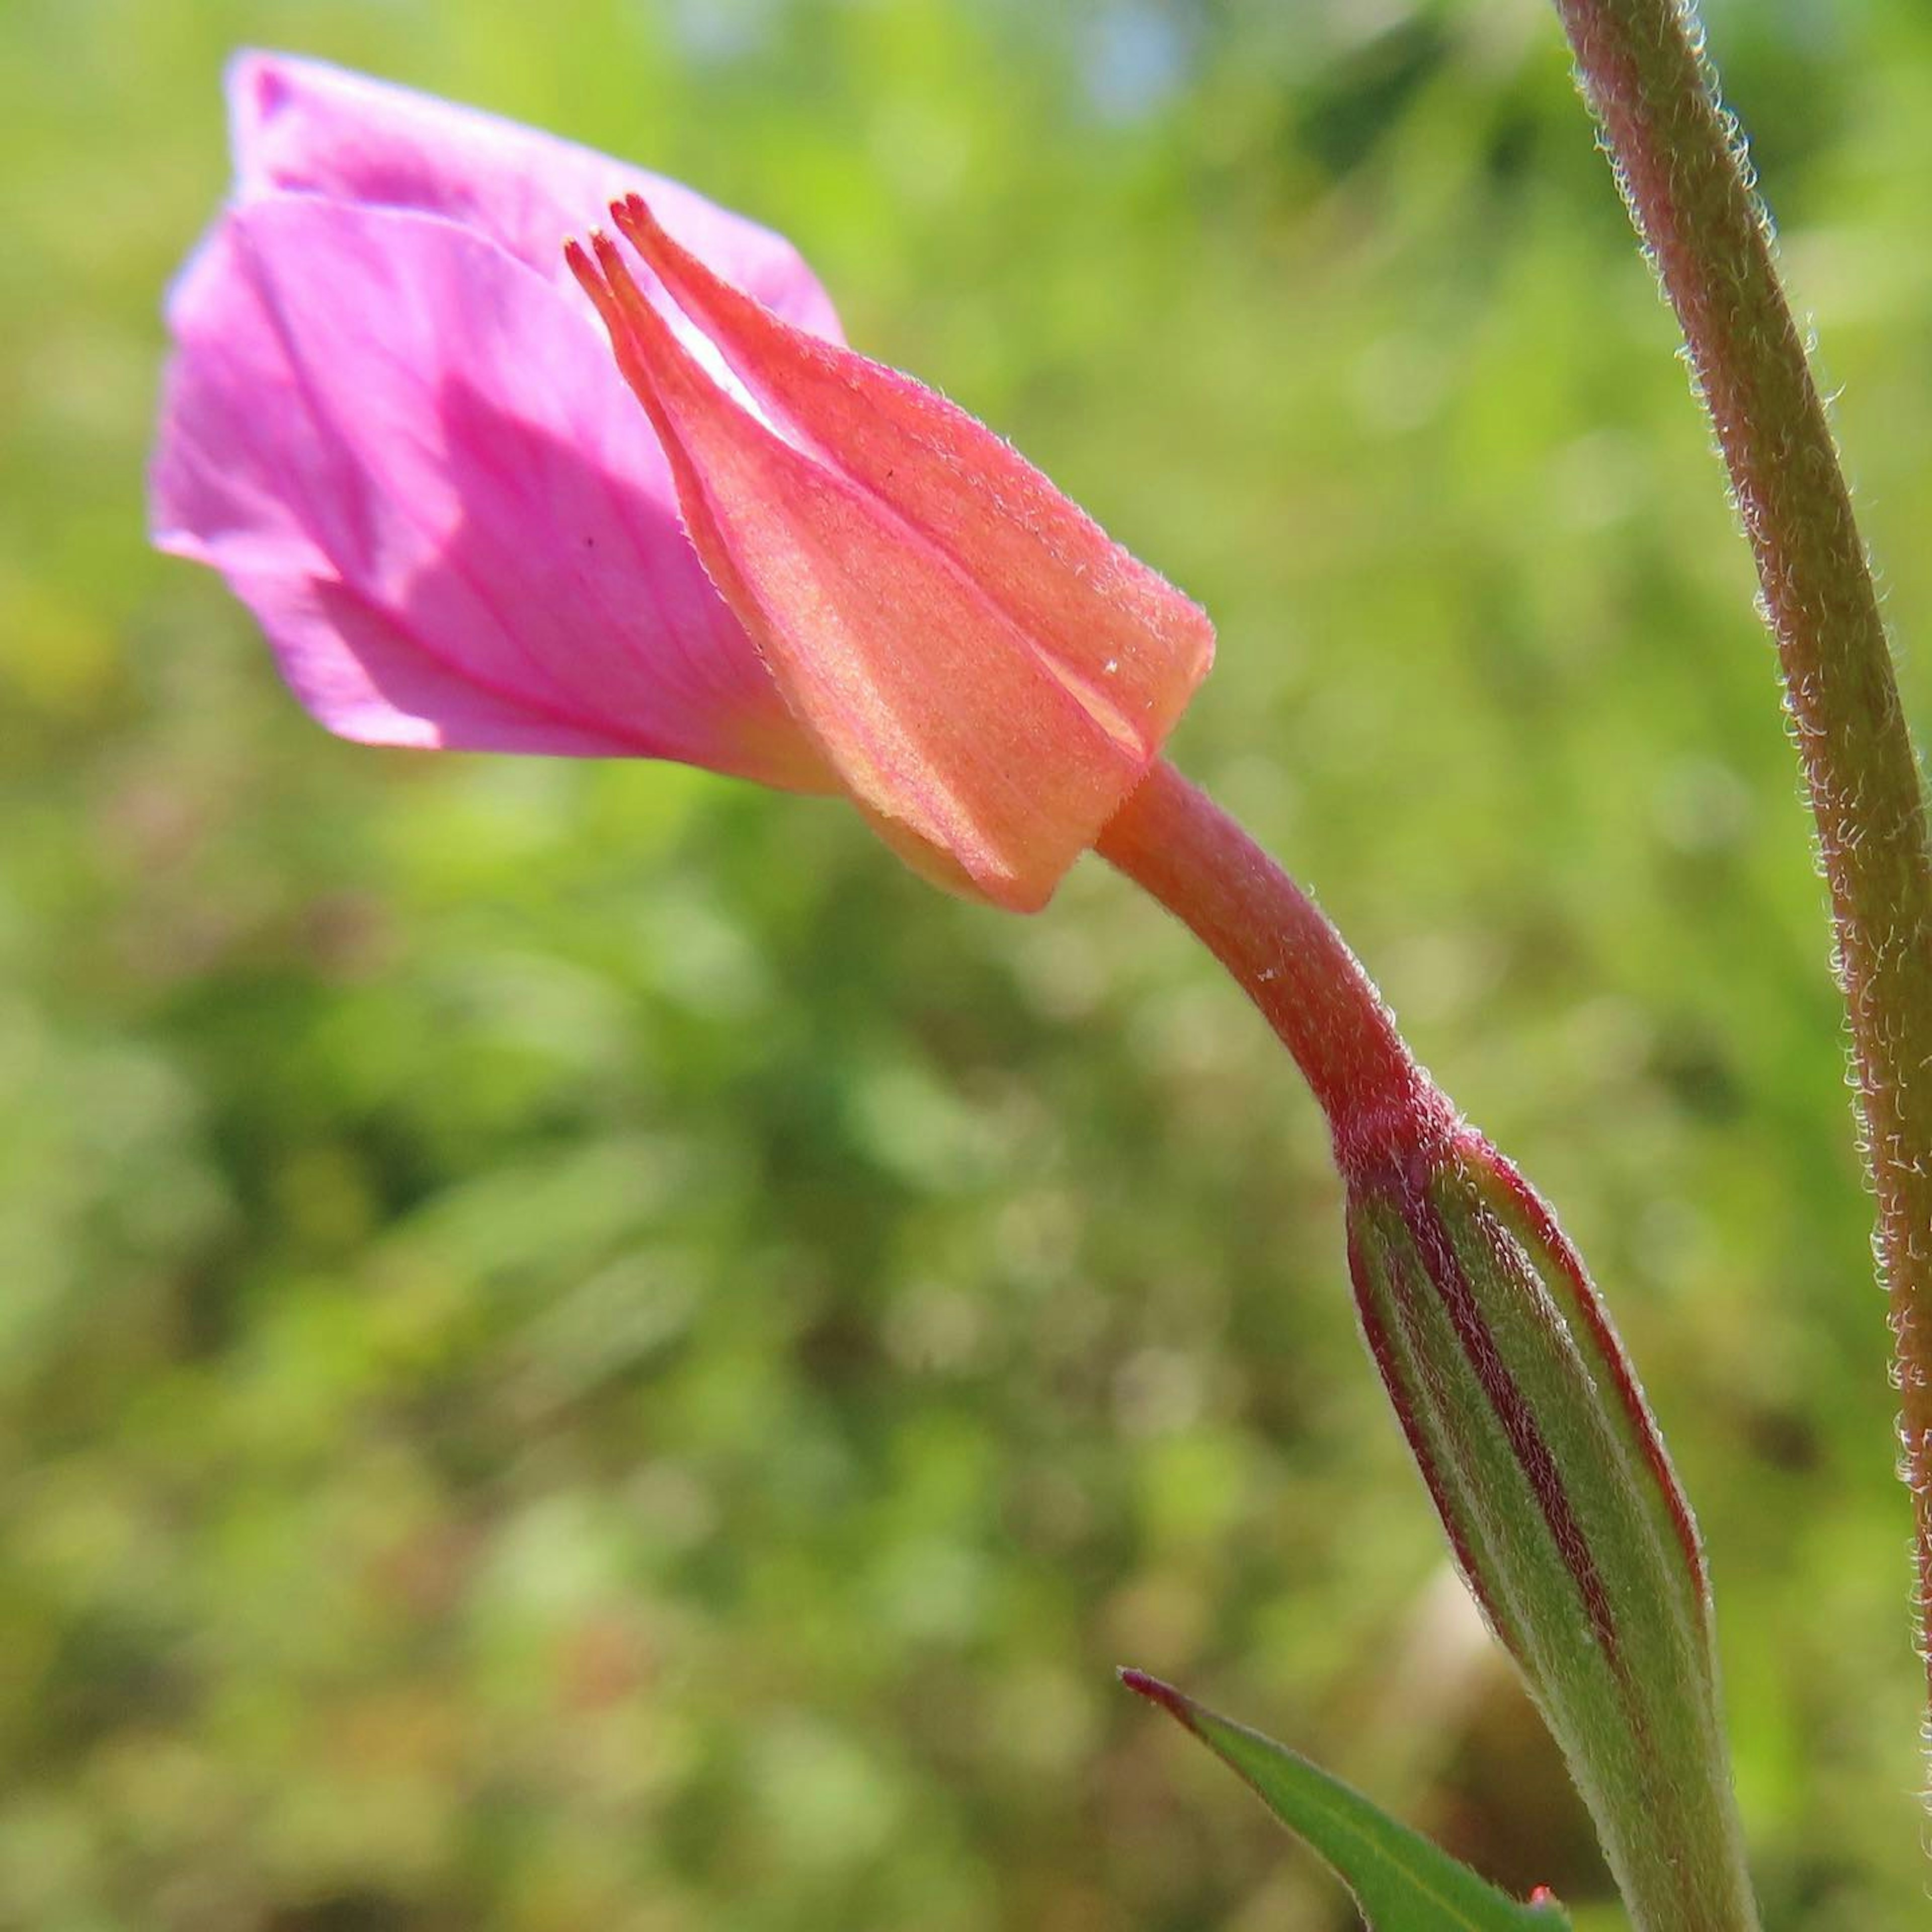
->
left=569, top=204, right=1213, bottom=911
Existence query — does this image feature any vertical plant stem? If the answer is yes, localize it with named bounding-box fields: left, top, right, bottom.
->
left=1552, top=0, right=1932, bottom=1701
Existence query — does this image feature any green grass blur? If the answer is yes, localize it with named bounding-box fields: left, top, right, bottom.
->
left=6, top=1, right=1932, bottom=1926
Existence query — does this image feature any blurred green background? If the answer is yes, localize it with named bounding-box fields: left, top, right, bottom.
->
left=6, top=0, right=1932, bottom=1926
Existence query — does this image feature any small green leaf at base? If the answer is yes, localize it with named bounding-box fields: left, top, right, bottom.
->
left=1120, top=1669, right=1569, bottom=1932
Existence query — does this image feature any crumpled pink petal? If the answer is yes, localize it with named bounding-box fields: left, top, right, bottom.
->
left=225, top=49, right=841, bottom=339
left=154, top=195, right=826, bottom=783
left=150, top=51, right=839, bottom=785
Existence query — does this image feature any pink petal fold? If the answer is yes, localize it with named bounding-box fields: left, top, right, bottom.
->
left=151, top=52, right=853, bottom=787
left=153, top=195, right=825, bottom=784
left=225, top=49, right=841, bottom=340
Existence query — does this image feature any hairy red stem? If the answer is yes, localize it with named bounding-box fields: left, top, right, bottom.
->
left=1552, top=0, right=1932, bottom=1708
left=1096, top=760, right=1451, bottom=1172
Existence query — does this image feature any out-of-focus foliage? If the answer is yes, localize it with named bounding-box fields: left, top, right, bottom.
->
left=5, top=2, right=1930, bottom=1928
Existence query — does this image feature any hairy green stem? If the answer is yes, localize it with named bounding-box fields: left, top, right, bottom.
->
left=1550, top=0, right=1932, bottom=1708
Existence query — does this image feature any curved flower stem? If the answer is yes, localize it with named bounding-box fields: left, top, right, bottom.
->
left=1099, top=760, right=1761, bottom=1930
left=1550, top=0, right=1932, bottom=1705
left=1095, top=760, right=1452, bottom=1175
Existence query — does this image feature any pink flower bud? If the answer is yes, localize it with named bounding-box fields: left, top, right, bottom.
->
left=149, top=54, right=1214, bottom=911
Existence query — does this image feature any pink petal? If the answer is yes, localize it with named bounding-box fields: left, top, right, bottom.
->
left=609, top=195, right=1214, bottom=756
left=151, top=194, right=826, bottom=787
left=226, top=50, right=842, bottom=341
left=572, top=233, right=1156, bottom=914
left=215, top=571, right=649, bottom=757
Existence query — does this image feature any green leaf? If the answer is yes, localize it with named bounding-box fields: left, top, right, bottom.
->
left=1120, top=1671, right=1569, bottom=1932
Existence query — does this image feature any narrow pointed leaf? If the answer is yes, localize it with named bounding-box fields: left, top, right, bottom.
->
left=1121, top=1671, right=1567, bottom=1932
